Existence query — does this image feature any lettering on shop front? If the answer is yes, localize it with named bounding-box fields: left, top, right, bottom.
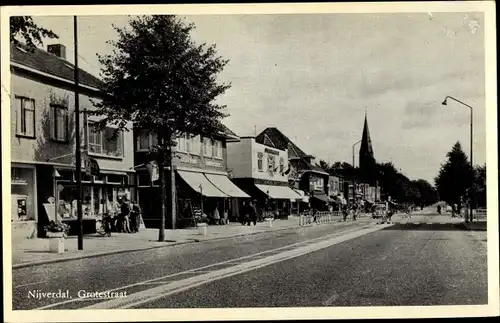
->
left=205, top=160, right=223, bottom=168
left=180, top=155, right=199, bottom=165
left=264, top=148, right=279, bottom=156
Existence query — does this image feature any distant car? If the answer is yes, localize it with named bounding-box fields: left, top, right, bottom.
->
left=445, top=205, right=452, bottom=212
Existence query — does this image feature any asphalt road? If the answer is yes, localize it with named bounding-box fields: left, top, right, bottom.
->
left=12, top=216, right=373, bottom=310
left=138, top=213, right=487, bottom=308
left=12, top=211, right=487, bottom=309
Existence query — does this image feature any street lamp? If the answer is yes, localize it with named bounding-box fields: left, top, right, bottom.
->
left=442, top=96, right=474, bottom=222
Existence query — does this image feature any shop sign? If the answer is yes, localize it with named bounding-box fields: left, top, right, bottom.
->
left=264, top=148, right=279, bottom=156
left=205, top=160, right=223, bottom=168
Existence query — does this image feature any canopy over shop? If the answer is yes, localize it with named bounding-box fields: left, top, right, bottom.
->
left=176, top=170, right=250, bottom=226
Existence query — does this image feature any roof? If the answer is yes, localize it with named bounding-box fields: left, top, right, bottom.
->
left=10, top=43, right=103, bottom=90
left=257, top=127, right=328, bottom=176
left=255, top=127, right=309, bottom=159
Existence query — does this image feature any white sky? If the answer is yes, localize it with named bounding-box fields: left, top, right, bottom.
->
left=32, top=12, right=486, bottom=183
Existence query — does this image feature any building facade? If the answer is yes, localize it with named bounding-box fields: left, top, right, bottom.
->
left=10, top=43, right=135, bottom=239
left=256, top=127, right=331, bottom=211
left=134, top=128, right=248, bottom=228
left=226, top=137, right=300, bottom=219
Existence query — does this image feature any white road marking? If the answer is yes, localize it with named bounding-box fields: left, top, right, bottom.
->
left=14, top=280, right=49, bottom=289
left=322, top=291, right=339, bottom=306
left=34, top=224, right=375, bottom=310
left=83, top=224, right=392, bottom=309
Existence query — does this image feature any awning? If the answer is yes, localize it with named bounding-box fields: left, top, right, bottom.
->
left=204, top=174, right=250, bottom=198
left=255, top=184, right=300, bottom=200
left=312, top=193, right=330, bottom=203
left=177, top=171, right=228, bottom=197
left=330, top=196, right=343, bottom=204
left=293, top=189, right=309, bottom=203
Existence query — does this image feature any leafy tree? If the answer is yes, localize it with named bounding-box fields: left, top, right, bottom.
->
left=434, top=141, right=473, bottom=216
left=473, top=164, right=486, bottom=207
left=91, top=15, right=230, bottom=241
left=10, top=16, right=58, bottom=51
left=319, top=160, right=330, bottom=172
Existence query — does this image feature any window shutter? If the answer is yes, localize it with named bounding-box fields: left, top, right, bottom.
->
left=49, top=105, right=55, bottom=140
left=15, top=98, right=21, bottom=134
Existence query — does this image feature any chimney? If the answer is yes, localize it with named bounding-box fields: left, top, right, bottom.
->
left=47, top=44, right=66, bottom=60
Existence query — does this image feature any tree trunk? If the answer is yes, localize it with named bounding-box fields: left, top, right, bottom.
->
left=166, top=146, right=176, bottom=230
left=158, top=135, right=166, bottom=242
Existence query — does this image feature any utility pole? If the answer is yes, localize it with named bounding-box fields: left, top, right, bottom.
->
left=74, top=16, right=83, bottom=250
left=158, top=133, right=166, bottom=242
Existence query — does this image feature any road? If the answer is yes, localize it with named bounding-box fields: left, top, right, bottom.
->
left=12, top=211, right=487, bottom=310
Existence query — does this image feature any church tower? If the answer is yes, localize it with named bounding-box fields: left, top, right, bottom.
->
left=359, top=111, right=376, bottom=184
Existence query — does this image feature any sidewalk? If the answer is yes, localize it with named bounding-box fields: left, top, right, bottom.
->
left=11, top=217, right=306, bottom=268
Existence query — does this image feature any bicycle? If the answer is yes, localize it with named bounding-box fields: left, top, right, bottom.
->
left=96, top=215, right=112, bottom=237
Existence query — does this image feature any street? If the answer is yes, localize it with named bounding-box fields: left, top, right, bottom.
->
left=12, top=209, right=487, bottom=310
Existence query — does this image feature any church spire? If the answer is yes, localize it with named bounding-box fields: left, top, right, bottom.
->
left=359, top=112, right=374, bottom=161
left=359, top=111, right=376, bottom=184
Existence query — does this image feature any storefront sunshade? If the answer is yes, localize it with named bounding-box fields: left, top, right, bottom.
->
left=255, top=184, right=300, bottom=200
left=312, top=193, right=330, bottom=203
left=330, top=196, right=343, bottom=204
left=293, top=189, right=309, bottom=203
left=177, top=171, right=228, bottom=197
left=204, top=174, right=250, bottom=198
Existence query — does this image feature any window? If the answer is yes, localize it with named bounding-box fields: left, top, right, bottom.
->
left=176, top=134, right=186, bottom=152
left=257, top=152, right=263, bottom=172
left=268, top=155, right=275, bottom=172
left=203, top=137, right=213, bottom=157
left=15, top=96, right=35, bottom=138
left=88, top=123, right=123, bottom=157
left=186, top=134, right=192, bottom=153
left=279, top=158, right=284, bottom=173
left=50, top=105, right=68, bottom=142
left=137, top=131, right=158, bottom=151
left=191, top=135, right=200, bottom=155
left=213, top=140, right=223, bottom=159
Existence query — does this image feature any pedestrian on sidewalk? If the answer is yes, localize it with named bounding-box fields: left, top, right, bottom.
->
left=248, top=200, right=257, bottom=226
left=213, top=204, right=221, bottom=225
left=120, top=198, right=132, bottom=233
left=130, top=200, right=141, bottom=233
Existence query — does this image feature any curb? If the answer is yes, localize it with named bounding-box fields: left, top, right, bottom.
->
left=12, top=224, right=306, bottom=269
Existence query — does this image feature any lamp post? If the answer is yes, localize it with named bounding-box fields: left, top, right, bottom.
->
left=442, top=96, right=474, bottom=222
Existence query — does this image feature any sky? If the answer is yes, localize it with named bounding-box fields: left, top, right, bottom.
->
left=31, top=12, right=486, bottom=183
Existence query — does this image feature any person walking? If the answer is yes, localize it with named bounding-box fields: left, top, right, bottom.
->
left=213, top=204, right=221, bottom=225
left=437, top=204, right=442, bottom=215
left=120, top=198, right=132, bottom=233
left=248, top=201, right=257, bottom=226
left=130, top=200, right=141, bottom=233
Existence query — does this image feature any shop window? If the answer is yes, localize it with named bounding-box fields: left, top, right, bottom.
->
left=50, top=104, right=69, bottom=142
left=11, top=167, right=35, bottom=221
left=88, top=123, right=123, bottom=157
left=15, top=96, right=35, bottom=138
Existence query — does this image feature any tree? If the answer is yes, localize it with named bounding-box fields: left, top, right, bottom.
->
left=91, top=15, right=230, bottom=241
left=473, top=164, right=486, bottom=207
left=10, top=16, right=58, bottom=51
left=319, top=160, right=330, bottom=172
left=434, top=141, right=472, bottom=215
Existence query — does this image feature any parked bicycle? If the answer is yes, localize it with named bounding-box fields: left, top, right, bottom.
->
left=96, top=214, right=112, bottom=237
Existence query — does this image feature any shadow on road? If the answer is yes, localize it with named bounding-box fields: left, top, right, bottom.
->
left=382, top=223, right=486, bottom=231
